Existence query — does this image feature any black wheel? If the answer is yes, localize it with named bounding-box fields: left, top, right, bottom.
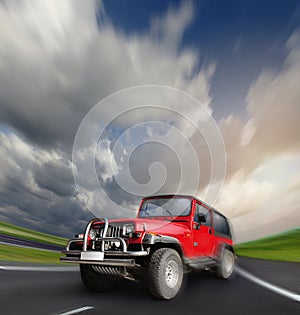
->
left=147, top=248, right=184, bottom=300
left=80, top=265, right=114, bottom=292
left=215, top=248, right=235, bottom=279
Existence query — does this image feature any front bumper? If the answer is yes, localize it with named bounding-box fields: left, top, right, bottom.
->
left=60, top=218, right=148, bottom=267
left=60, top=256, right=137, bottom=267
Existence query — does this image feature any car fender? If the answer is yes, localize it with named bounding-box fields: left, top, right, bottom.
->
left=215, top=242, right=235, bottom=261
left=142, top=233, right=184, bottom=256
left=143, top=233, right=181, bottom=245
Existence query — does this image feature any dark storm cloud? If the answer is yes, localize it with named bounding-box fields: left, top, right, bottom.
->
left=33, top=159, right=75, bottom=197
left=0, top=193, right=93, bottom=238
left=0, top=131, right=94, bottom=237
left=0, top=1, right=215, bottom=237
left=1, top=0, right=298, bottom=243
left=0, top=0, right=212, bottom=148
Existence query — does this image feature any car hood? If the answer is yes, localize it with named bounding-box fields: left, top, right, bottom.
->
left=108, top=217, right=191, bottom=237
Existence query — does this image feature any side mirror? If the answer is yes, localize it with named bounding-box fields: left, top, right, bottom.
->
left=197, top=212, right=206, bottom=224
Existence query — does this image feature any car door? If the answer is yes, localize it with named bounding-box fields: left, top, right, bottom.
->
left=192, top=202, right=214, bottom=257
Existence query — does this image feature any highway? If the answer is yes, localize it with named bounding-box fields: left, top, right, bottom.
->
left=0, top=258, right=299, bottom=315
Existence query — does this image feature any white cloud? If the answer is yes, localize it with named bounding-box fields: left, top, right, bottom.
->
left=246, top=32, right=300, bottom=156
left=215, top=32, right=300, bottom=241
left=0, top=0, right=219, bottom=234
left=220, top=31, right=300, bottom=179
left=150, top=1, right=194, bottom=46
left=0, top=0, right=215, bottom=147
left=215, top=172, right=275, bottom=219
left=240, top=119, right=255, bottom=146
left=0, top=0, right=299, bottom=242
left=96, top=139, right=120, bottom=182
left=213, top=153, right=300, bottom=242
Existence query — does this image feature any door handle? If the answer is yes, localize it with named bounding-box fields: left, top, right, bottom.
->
left=208, top=228, right=212, bottom=235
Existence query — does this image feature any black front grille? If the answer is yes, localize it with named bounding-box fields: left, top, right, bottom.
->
left=106, top=225, right=123, bottom=237
left=92, top=223, right=124, bottom=238
left=94, top=222, right=133, bottom=238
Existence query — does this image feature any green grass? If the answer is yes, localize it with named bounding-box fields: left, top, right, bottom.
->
left=235, top=228, right=300, bottom=262
left=0, top=244, right=62, bottom=264
left=0, top=221, right=68, bottom=247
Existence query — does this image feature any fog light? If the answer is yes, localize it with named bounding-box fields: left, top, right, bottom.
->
left=89, top=228, right=97, bottom=240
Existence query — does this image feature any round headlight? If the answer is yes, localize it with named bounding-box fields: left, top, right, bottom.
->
left=89, top=228, right=97, bottom=240
left=125, top=224, right=134, bottom=235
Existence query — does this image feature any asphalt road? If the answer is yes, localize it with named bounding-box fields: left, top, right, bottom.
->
left=0, top=258, right=299, bottom=315
left=237, top=257, right=300, bottom=294
left=0, top=233, right=64, bottom=251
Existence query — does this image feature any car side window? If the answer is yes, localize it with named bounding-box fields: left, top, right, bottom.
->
left=194, top=203, right=212, bottom=227
left=213, top=212, right=230, bottom=237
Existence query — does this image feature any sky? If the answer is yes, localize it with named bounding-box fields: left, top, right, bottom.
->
left=0, top=0, right=299, bottom=242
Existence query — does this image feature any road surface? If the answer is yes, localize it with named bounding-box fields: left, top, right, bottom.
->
left=0, top=258, right=299, bottom=315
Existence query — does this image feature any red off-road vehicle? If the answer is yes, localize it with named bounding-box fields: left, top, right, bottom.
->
left=61, top=195, right=235, bottom=300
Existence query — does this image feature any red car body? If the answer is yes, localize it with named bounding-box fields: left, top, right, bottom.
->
left=61, top=195, right=235, bottom=299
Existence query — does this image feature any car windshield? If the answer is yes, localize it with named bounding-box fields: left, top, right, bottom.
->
left=138, top=197, right=192, bottom=218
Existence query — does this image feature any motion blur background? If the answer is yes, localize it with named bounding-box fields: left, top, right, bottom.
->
left=0, top=0, right=299, bottom=242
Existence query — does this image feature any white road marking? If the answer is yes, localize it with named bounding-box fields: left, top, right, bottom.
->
left=58, top=306, right=94, bottom=315
left=0, top=265, right=78, bottom=272
left=235, top=266, right=300, bottom=302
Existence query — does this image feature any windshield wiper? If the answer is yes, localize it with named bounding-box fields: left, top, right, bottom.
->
left=164, top=208, right=175, bottom=218
left=141, top=209, right=153, bottom=219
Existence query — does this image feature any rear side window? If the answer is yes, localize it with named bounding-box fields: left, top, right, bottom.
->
left=213, top=212, right=230, bottom=238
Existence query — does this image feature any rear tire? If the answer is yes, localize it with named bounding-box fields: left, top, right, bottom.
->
left=215, top=248, right=235, bottom=279
left=80, top=265, right=114, bottom=292
left=147, top=248, right=184, bottom=300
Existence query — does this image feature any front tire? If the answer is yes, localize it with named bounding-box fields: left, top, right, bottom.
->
left=80, top=264, right=114, bottom=292
left=215, top=248, right=235, bottom=279
left=147, top=248, right=184, bottom=300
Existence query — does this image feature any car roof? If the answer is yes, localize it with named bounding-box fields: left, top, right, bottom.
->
left=142, top=194, right=227, bottom=218
left=143, top=194, right=197, bottom=201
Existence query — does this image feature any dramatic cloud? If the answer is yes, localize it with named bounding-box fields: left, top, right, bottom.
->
left=216, top=32, right=300, bottom=241
left=0, top=0, right=299, bottom=242
left=221, top=32, right=300, bottom=179
left=0, top=0, right=214, bottom=148
left=0, top=0, right=218, bottom=237
left=0, top=132, right=92, bottom=236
